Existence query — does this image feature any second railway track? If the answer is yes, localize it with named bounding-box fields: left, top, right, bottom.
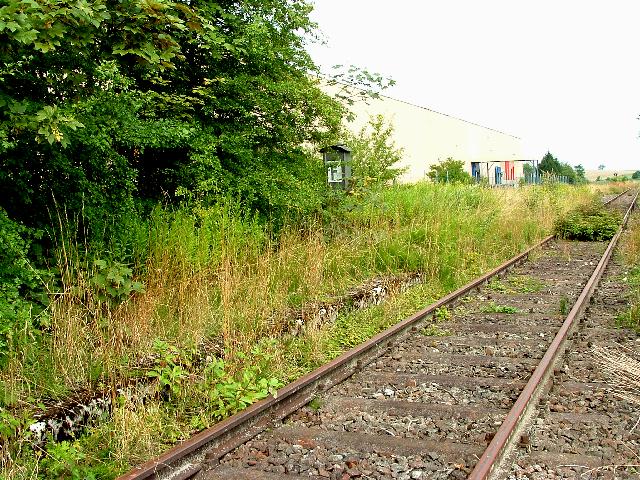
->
left=121, top=189, right=638, bottom=480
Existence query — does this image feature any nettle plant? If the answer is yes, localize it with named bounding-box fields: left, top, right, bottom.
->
left=90, top=259, right=145, bottom=303
left=147, top=339, right=191, bottom=399
left=146, top=339, right=282, bottom=420
left=200, top=347, right=282, bottom=421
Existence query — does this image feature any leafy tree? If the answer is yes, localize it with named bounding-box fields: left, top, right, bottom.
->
left=427, top=158, right=472, bottom=184
left=324, top=65, right=395, bottom=120
left=523, top=163, right=535, bottom=176
left=598, top=164, right=606, bottom=171
left=574, top=164, right=586, bottom=183
left=0, top=0, right=346, bottom=234
left=632, top=171, right=640, bottom=180
left=343, top=115, right=405, bottom=189
left=539, top=152, right=576, bottom=184
left=558, top=164, right=577, bottom=184
left=539, top=152, right=562, bottom=175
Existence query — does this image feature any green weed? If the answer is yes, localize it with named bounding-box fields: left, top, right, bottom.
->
left=146, top=340, right=191, bottom=399
left=0, top=408, right=29, bottom=446
left=617, top=263, right=640, bottom=332
left=616, top=218, right=640, bottom=331
left=0, top=209, right=50, bottom=367
left=488, top=275, right=545, bottom=294
left=90, top=259, right=145, bottom=303
left=421, top=324, right=451, bottom=336
left=308, top=397, right=322, bottom=412
left=487, top=279, right=508, bottom=292
left=559, top=296, right=570, bottom=316
left=325, top=282, right=441, bottom=357
left=199, top=357, right=281, bottom=421
left=481, top=302, right=521, bottom=314
left=508, top=275, right=546, bottom=293
left=554, top=203, right=621, bottom=241
left=616, top=306, right=640, bottom=332
left=40, top=439, right=112, bottom=480
left=434, top=306, right=452, bottom=322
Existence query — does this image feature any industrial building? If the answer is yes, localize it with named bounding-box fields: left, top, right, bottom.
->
left=324, top=82, right=525, bottom=185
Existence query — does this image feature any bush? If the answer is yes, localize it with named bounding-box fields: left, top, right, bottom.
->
left=343, top=115, right=406, bottom=190
left=553, top=203, right=621, bottom=241
left=0, top=209, right=49, bottom=365
left=427, top=158, right=473, bottom=184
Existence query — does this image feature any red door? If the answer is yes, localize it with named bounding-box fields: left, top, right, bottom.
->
left=504, top=161, right=514, bottom=181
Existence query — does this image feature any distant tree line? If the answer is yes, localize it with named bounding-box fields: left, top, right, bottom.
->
left=426, top=153, right=587, bottom=185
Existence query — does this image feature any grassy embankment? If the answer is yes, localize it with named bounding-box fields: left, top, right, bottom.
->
left=618, top=208, right=640, bottom=331
left=1, top=182, right=605, bottom=478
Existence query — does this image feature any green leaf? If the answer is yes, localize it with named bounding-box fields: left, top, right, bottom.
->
left=14, top=28, right=39, bottom=44
left=4, top=21, right=20, bottom=32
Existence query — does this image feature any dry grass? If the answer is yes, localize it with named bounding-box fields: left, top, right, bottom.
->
left=107, top=395, right=176, bottom=469
left=622, top=217, right=640, bottom=266
left=593, top=345, right=640, bottom=408
left=589, top=180, right=636, bottom=195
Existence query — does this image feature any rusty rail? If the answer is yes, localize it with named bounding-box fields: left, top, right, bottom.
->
left=468, top=188, right=638, bottom=479
left=604, top=187, right=631, bottom=205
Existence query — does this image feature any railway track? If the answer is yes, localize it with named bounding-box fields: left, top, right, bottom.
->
left=120, top=189, right=638, bottom=480
left=506, top=192, right=640, bottom=478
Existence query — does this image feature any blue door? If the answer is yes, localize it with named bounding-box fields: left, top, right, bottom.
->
left=495, top=166, right=502, bottom=185
left=471, top=162, right=480, bottom=181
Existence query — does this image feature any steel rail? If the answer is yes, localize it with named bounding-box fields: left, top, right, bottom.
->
left=468, top=188, right=638, bottom=480
left=118, top=188, right=634, bottom=480
left=119, top=243, right=556, bottom=479
left=604, top=188, right=631, bottom=205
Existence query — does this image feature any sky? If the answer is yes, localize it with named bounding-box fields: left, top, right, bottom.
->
left=306, top=0, right=640, bottom=171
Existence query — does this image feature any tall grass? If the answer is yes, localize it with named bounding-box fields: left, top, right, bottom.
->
left=1, top=182, right=598, bottom=478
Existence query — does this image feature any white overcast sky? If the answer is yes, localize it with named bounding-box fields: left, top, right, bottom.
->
left=306, top=0, right=640, bottom=170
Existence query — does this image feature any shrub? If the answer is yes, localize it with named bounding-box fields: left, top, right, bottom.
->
left=0, top=209, right=50, bottom=365
left=553, top=203, right=621, bottom=241
left=427, top=158, right=473, bottom=184
left=344, top=115, right=406, bottom=190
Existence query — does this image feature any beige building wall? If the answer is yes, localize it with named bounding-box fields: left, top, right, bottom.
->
left=324, top=83, right=523, bottom=184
